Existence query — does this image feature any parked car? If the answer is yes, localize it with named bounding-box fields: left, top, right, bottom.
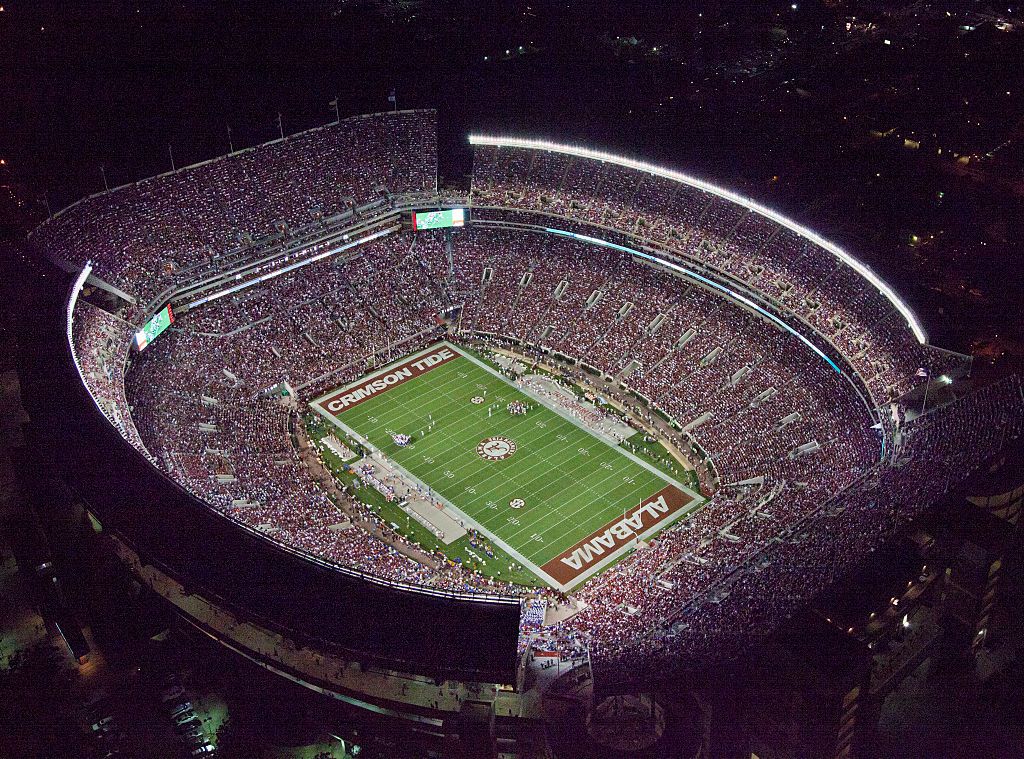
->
left=174, top=717, right=200, bottom=733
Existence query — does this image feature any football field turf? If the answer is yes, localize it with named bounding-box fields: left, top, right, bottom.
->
left=310, top=342, right=702, bottom=590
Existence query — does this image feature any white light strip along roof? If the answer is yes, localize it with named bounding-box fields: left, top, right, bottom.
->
left=468, top=135, right=927, bottom=344
left=67, top=263, right=112, bottom=421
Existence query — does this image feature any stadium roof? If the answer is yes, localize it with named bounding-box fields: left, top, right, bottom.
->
left=468, top=134, right=928, bottom=345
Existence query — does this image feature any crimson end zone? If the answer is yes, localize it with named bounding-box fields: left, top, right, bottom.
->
left=540, top=485, right=694, bottom=586
left=315, top=345, right=461, bottom=414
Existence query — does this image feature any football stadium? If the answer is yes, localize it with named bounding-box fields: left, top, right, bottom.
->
left=17, top=107, right=1023, bottom=753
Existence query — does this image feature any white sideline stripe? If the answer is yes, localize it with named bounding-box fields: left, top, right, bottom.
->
left=347, top=350, right=697, bottom=549
left=320, top=343, right=705, bottom=568
left=310, top=345, right=560, bottom=585
left=327, top=347, right=678, bottom=509
left=311, top=401, right=559, bottom=588
left=330, top=358, right=664, bottom=555
left=409, top=409, right=650, bottom=545
left=366, top=369, right=651, bottom=534
left=456, top=346, right=695, bottom=492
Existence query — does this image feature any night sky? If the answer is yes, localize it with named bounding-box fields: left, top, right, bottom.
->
left=3, top=0, right=1023, bottom=358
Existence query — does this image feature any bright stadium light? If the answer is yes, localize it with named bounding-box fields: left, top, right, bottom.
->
left=67, top=263, right=93, bottom=347
left=68, top=263, right=115, bottom=422
left=467, top=135, right=928, bottom=344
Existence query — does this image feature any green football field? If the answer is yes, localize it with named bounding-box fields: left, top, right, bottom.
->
left=311, top=343, right=701, bottom=589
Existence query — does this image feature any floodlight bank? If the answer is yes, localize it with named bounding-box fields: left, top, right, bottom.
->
left=468, top=134, right=927, bottom=344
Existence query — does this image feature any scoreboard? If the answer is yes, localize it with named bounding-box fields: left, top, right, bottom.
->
left=134, top=304, right=174, bottom=351
left=412, top=208, right=466, bottom=230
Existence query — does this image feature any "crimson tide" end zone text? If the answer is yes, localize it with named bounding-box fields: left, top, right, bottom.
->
left=319, top=346, right=460, bottom=413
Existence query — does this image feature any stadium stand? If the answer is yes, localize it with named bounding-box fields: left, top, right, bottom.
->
left=470, top=143, right=969, bottom=406
left=33, top=110, right=436, bottom=308
left=39, top=115, right=1022, bottom=681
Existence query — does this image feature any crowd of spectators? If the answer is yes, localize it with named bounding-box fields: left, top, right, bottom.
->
left=71, top=301, right=154, bottom=459
left=470, top=143, right=970, bottom=407
left=517, top=375, right=628, bottom=443
left=33, top=110, right=437, bottom=307
left=56, top=127, right=1022, bottom=678
left=66, top=223, right=1024, bottom=675
left=443, top=228, right=878, bottom=496
left=572, top=375, right=1024, bottom=684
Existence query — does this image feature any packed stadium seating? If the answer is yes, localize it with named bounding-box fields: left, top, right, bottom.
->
left=50, top=117, right=1023, bottom=679
left=71, top=301, right=154, bottom=459
left=470, top=144, right=969, bottom=406
left=34, top=110, right=436, bottom=307
left=66, top=224, right=1024, bottom=678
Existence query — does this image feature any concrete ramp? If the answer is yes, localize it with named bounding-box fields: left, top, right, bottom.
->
left=405, top=499, right=467, bottom=545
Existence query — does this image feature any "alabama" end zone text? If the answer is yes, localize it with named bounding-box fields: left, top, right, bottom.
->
left=541, top=485, right=694, bottom=586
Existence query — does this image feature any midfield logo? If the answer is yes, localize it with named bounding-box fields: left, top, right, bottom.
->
left=476, top=436, right=517, bottom=461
